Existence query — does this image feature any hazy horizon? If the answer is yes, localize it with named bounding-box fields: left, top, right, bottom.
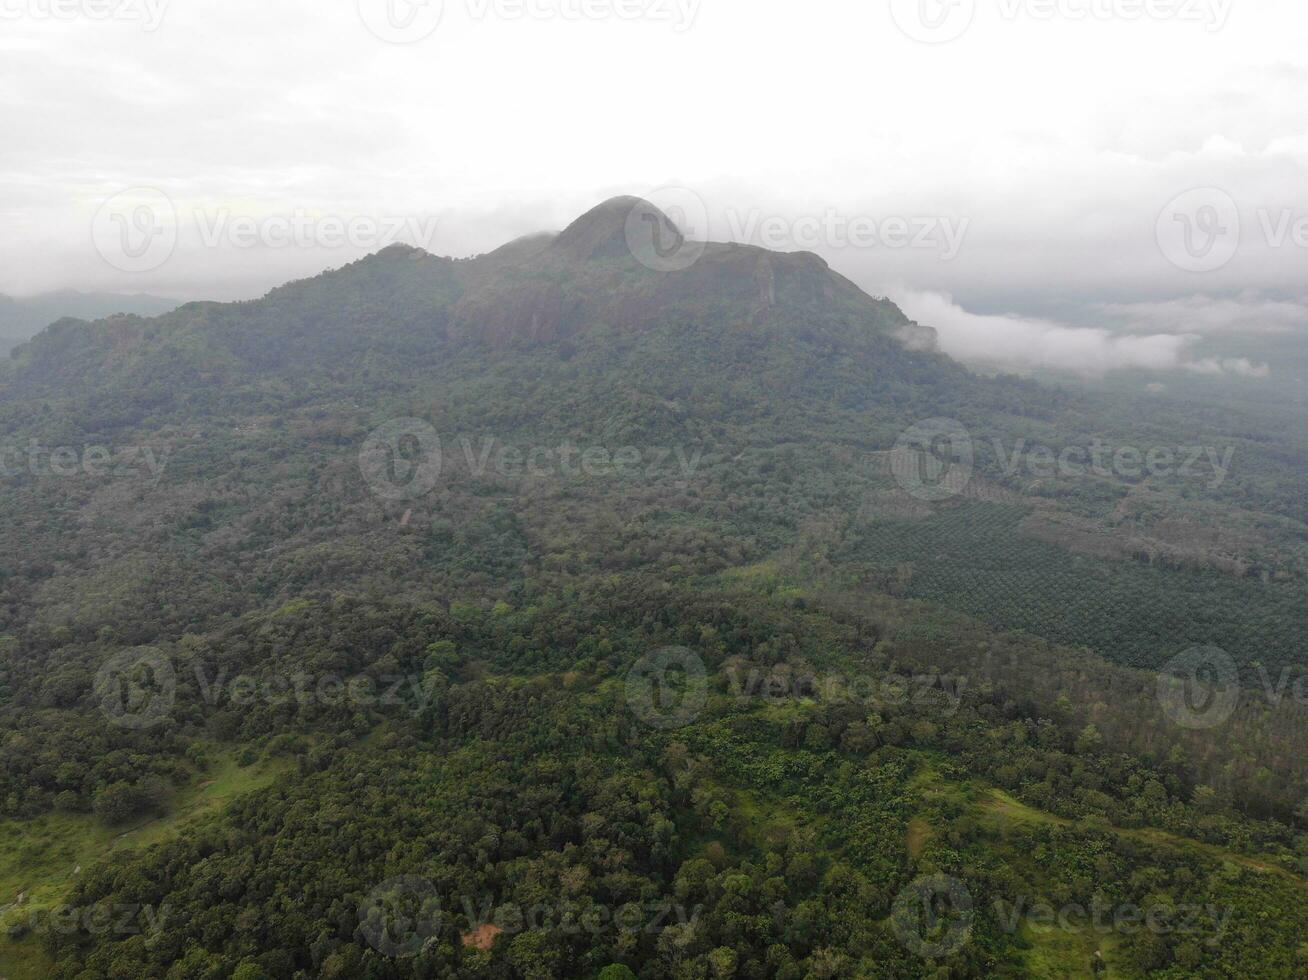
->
left=4, top=0, right=1308, bottom=376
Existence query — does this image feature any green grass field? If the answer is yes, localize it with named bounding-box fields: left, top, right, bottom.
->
left=0, top=749, right=286, bottom=978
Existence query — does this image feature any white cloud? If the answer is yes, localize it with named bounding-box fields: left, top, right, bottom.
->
left=892, top=289, right=1270, bottom=377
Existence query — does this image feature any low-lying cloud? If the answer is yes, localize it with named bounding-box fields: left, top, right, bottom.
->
left=892, top=289, right=1271, bottom=378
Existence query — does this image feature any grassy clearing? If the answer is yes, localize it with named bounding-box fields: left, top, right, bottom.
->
left=980, top=788, right=1069, bottom=827
left=902, top=755, right=975, bottom=861
left=905, top=754, right=973, bottom=806
left=697, top=783, right=801, bottom=860
left=905, top=818, right=932, bottom=858
left=981, top=788, right=1304, bottom=887
left=968, top=783, right=1308, bottom=977
left=1018, top=923, right=1123, bottom=979
left=978, top=790, right=1134, bottom=977
left=0, top=749, right=286, bottom=978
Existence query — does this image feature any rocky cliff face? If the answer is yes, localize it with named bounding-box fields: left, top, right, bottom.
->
left=447, top=197, right=914, bottom=346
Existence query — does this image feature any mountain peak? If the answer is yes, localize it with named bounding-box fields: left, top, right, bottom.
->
left=554, top=196, right=682, bottom=261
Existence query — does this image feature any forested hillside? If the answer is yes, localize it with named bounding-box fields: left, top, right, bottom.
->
left=0, top=199, right=1305, bottom=978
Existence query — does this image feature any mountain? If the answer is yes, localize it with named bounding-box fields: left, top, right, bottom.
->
left=1, top=199, right=1306, bottom=978
left=5, top=198, right=934, bottom=386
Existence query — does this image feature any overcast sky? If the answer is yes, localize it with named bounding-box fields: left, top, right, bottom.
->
left=3, top=0, right=1306, bottom=374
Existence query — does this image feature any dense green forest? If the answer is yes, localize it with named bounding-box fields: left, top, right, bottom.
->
left=0, top=200, right=1305, bottom=978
